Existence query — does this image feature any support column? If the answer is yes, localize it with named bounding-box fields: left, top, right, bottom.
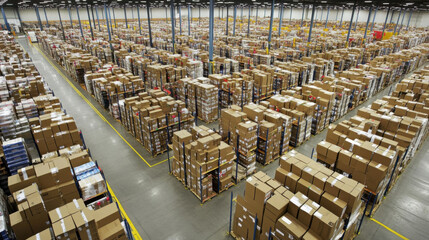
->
left=301, top=5, right=305, bottom=27
left=95, top=6, right=100, bottom=30
left=112, top=7, right=117, bottom=28
left=124, top=6, right=128, bottom=28
left=179, top=6, right=182, bottom=35
left=363, top=7, right=372, bottom=43
left=86, top=5, right=94, bottom=40
left=382, top=7, right=391, bottom=40
left=57, top=7, right=65, bottom=40
left=107, top=6, right=113, bottom=34
left=308, top=5, right=316, bottom=43
left=325, top=6, right=330, bottom=29
left=393, top=9, right=402, bottom=35
left=354, top=7, right=360, bottom=31
left=104, top=4, right=113, bottom=51
left=398, top=9, right=406, bottom=35
left=339, top=7, right=344, bottom=27
left=68, top=6, right=73, bottom=29
left=247, top=6, right=251, bottom=37
left=226, top=6, right=229, bottom=35
left=170, top=0, right=176, bottom=53
left=346, top=3, right=356, bottom=46
left=16, top=8, right=22, bottom=27
left=147, top=4, right=153, bottom=47
left=43, top=7, right=49, bottom=28
left=91, top=6, right=96, bottom=30
left=255, top=6, right=258, bottom=24
left=208, top=0, right=214, bottom=74
left=1, top=7, right=10, bottom=32
left=406, top=10, right=412, bottom=30
left=233, top=5, right=237, bottom=36
left=371, top=7, right=378, bottom=32
left=76, top=6, right=84, bottom=39
left=137, top=5, right=142, bottom=35
left=188, top=5, right=191, bottom=36
left=278, top=4, right=284, bottom=37
left=35, top=6, right=43, bottom=31
left=267, top=0, right=275, bottom=51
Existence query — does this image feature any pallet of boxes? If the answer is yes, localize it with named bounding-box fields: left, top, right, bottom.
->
left=171, top=127, right=236, bottom=202
left=8, top=148, right=128, bottom=239
left=231, top=150, right=364, bottom=240
left=315, top=99, right=428, bottom=211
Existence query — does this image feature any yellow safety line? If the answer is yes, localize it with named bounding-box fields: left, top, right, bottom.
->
left=22, top=41, right=143, bottom=240
left=30, top=43, right=169, bottom=168
left=370, top=218, right=409, bottom=240
left=107, top=181, right=142, bottom=240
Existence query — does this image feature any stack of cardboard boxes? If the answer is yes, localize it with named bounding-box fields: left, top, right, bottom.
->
left=197, top=83, right=219, bottom=123
left=268, top=94, right=315, bottom=146
left=171, top=127, right=236, bottom=201
left=30, top=112, right=82, bottom=155
left=233, top=150, right=364, bottom=240
left=316, top=77, right=429, bottom=195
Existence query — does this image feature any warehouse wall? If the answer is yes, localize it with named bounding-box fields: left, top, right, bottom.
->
left=1, top=7, right=428, bottom=28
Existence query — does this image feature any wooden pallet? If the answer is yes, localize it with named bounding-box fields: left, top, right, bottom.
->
left=197, top=116, right=218, bottom=124
left=219, top=182, right=235, bottom=194
left=190, top=188, right=217, bottom=203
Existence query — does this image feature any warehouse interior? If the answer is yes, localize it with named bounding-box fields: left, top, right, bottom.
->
left=0, top=0, right=427, bottom=239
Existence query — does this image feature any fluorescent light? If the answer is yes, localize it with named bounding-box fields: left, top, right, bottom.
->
left=365, top=1, right=372, bottom=2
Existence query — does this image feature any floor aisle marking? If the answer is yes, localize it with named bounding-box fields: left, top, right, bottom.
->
left=107, top=181, right=143, bottom=240
left=370, top=218, right=409, bottom=240
left=30, top=43, right=169, bottom=168
left=21, top=40, right=144, bottom=240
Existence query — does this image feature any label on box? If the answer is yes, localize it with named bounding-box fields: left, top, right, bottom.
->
left=276, top=229, right=285, bottom=236
left=86, top=229, right=92, bottom=240
left=16, top=190, right=26, bottom=202
left=51, top=167, right=59, bottom=174
left=56, top=208, right=63, bottom=219
left=312, top=201, right=320, bottom=209
left=290, top=196, right=300, bottom=205
left=21, top=167, right=28, bottom=180
left=333, top=197, right=338, bottom=202
left=36, top=233, right=41, bottom=240
left=336, top=175, right=344, bottom=181
left=301, top=204, right=312, bottom=213
left=314, top=211, right=323, bottom=219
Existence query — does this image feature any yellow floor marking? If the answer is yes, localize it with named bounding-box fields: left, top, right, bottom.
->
left=22, top=40, right=144, bottom=240
left=107, top=181, right=143, bottom=240
left=29, top=42, right=169, bottom=168
left=370, top=218, right=409, bottom=240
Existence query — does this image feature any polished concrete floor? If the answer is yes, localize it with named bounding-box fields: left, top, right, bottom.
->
left=18, top=37, right=428, bottom=240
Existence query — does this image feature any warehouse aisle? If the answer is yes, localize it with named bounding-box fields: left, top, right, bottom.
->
left=356, top=137, right=429, bottom=240
left=19, top=36, right=428, bottom=240
left=18, top=37, right=240, bottom=240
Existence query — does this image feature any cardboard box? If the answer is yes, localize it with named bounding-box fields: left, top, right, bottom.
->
left=66, top=198, right=86, bottom=214
left=10, top=211, right=33, bottom=240
left=275, top=213, right=308, bottom=240
left=72, top=208, right=99, bottom=240
left=94, top=203, right=121, bottom=229
left=52, top=216, right=77, bottom=240
left=98, top=219, right=127, bottom=240
left=49, top=205, right=71, bottom=223
left=27, top=228, right=53, bottom=240
left=288, top=192, right=308, bottom=218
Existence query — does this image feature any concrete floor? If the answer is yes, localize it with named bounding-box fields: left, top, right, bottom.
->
left=18, top=36, right=428, bottom=240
